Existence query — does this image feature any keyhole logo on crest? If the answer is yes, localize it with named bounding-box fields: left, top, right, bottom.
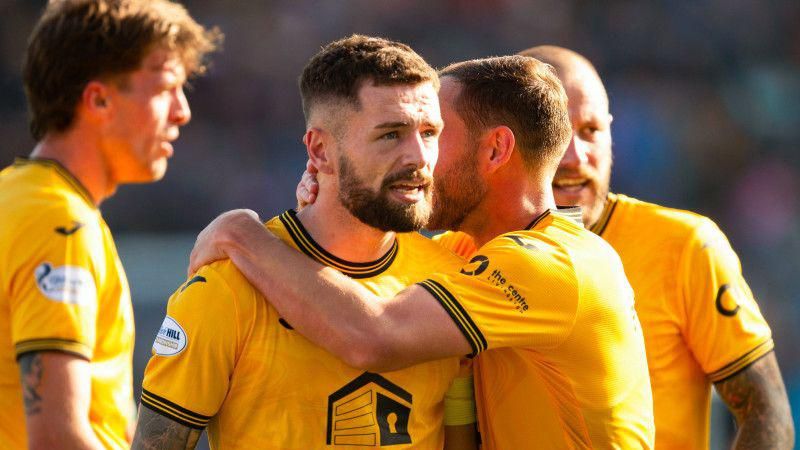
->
left=387, top=412, right=398, bottom=434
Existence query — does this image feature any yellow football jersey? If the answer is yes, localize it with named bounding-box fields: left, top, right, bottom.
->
left=0, top=158, right=134, bottom=449
left=424, top=208, right=654, bottom=449
left=591, top=193, right=774, bottom=449
left=141, top=210, right=464, bottom=449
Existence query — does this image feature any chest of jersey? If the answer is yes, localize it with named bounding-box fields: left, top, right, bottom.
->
left=210, top=268, right=459, bottom=449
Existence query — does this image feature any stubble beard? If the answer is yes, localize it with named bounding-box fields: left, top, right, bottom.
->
left=427, top=147, right=486, bottom=232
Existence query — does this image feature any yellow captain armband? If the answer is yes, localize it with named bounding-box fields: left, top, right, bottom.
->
left=443, top=373, right=477, bottom=426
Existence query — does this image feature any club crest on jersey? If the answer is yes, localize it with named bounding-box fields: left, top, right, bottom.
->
left=34, top=262, right=96, bottom=305
left=327, top=372, right=412, bottom=446
left=153, top=316, right=187, bottom=356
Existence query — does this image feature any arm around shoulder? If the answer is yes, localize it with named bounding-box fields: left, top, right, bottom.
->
left=198, top=213, right=472, bottom=372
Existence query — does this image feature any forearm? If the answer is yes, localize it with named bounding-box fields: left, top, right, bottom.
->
left=223, top=223, right=391, bottom=368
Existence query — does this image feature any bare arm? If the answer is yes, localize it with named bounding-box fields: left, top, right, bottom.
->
left=188, top=210, right=470, bottom=372
left=444, top=424, right=479, bottom=450
left=714, top=352, right=795, bottom=450
left=19, top=352, right=105, bottom=450
left=131, top=406, right=202, bottom=450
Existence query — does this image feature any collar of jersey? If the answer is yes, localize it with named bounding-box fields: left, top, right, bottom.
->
left=278, top=209, right=399, bottom=279
left=525, top=206, right=584, bottom=230
left=15, top=157, right=95, bottom=207
left=589, top=192, right=619, bottom=236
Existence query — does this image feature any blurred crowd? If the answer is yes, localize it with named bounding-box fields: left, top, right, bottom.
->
left=2, top=0, right=799, bottom=429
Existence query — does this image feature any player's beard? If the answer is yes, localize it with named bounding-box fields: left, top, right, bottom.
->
left=338, top=154, right=433, bottom=232
left=427, top=142, right=486, bottom=231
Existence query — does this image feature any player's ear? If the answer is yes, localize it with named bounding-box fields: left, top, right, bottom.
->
left=480, top=125, right=515, bottom=174
left=80, top=80, right=113, bottom=124
left=304, top=128, right=335, bottom=175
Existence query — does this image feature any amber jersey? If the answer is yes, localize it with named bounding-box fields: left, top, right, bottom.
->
left=141, top=210, right=465, bottom=449
left=426, top=209, right=654, bottom=449
left=0, top=159, right=134, bottom=449
left=590, top=193, right=774, bottom=449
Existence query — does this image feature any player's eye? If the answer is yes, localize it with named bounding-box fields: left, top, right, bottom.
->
left=381, top=131, right=399, bottom=140
left=578, top=126, right=600, bottom=140
left=421, top=129, right=438, bottom=139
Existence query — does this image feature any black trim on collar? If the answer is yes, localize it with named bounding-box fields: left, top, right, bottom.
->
left=525, top=210, right=552, bottom=230
left=589, top=193, right=618, bottom=236
left=278, top=209, right=398, bottom=279
left=15, top=157, right=95, bottom=206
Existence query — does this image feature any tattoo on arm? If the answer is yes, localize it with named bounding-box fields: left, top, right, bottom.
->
left=18, top=353, right=43, bottom=416
left=132, top=406, right=202, bottom=450
left=715, top=352, right=795, bottom=449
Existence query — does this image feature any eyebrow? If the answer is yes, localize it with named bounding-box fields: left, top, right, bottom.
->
left=374, top=121, right=410, bottom=129
left=373, top=120, right=444, bottom=130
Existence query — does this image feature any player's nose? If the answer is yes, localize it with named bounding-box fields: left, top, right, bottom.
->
left=560, top=134, right=588, bottom=169
left=170, top=86, right=192, bottom=126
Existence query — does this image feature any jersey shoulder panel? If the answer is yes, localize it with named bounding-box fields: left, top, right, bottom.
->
left=431, top=231, right=477, bottom=259
left=612, top=194, right=711, bottom=243
left=178, top=259, right=262, bottom=319
left=397, top=232, right=464, bottom=272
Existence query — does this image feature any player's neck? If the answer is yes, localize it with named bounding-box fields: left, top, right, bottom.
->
left=31, top=131, right=116, bottom=205
left=296, top=195, right=397, bottom=264
left=460, top=177, right=556, bottom=248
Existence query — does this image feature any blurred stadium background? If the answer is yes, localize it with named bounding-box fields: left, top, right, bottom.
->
left=1, top=1, right=798, bottom=448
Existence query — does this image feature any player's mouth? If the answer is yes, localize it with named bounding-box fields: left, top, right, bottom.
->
left=159, top=141, right=174, bottom=158
left=389, top=180, right=430, bottom=203
left=553, top=177, right=591, bottom=196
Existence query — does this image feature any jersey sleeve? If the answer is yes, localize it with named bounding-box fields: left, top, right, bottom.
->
left=140, top=263, right=254, bottom=429
left=679, top=219, right=774, bottom=383
left=418, top=234, right=579, bottom=356
left=8, top=211, right=101, bottom=360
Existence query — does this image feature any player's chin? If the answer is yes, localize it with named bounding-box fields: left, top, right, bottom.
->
left=392, top=201, right=432, bottom=231
left=148, top=159, right=169, bottom=181
left=553, top=183, right=596, bottom=209
left=131, top=159, right=168, bottom=183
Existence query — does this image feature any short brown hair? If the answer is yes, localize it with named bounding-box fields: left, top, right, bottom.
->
left=23, top=0, right=222, bottom=140
left=439, top=56, right=571, bottom=169
left=299, top=34, right=438, bottom=124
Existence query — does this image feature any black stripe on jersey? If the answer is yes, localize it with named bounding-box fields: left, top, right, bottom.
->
left=525, top=210, right=552, bottom=230
left=15, top=158, right=95, bottom=206
left=14, top=338, right=92, bottom=361
left=417, top=279, right=487, bottom=357
left=708, top=339, right=775, bottom=383
left=140, top=389, right=212, bottom=429
left=180, top=275, right=207, bottom=292
left=589, top=193, right=619, bottom=236
left=279, top=209, right=398, bottom=279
